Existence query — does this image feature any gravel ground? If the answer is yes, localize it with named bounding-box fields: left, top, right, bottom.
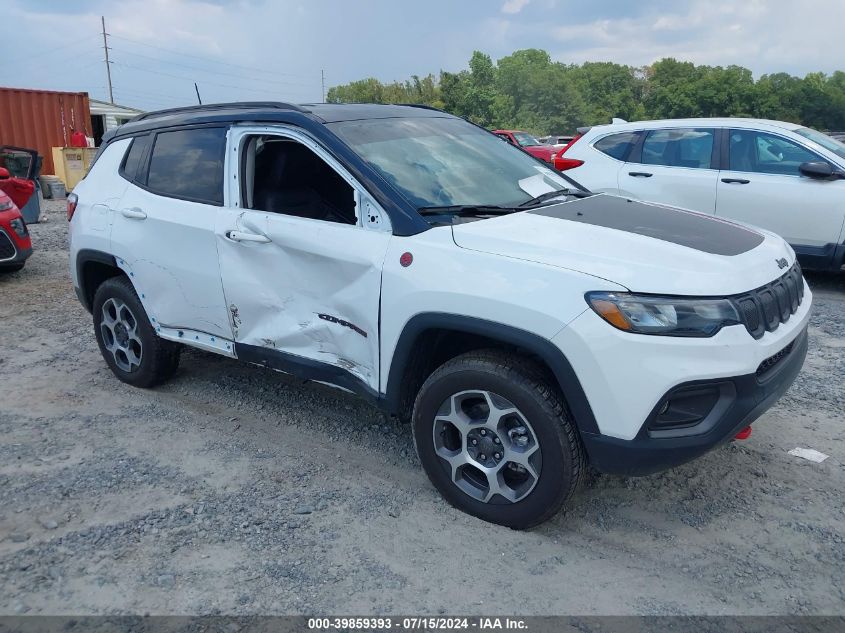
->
left=0, top=199, right=843, bottom=616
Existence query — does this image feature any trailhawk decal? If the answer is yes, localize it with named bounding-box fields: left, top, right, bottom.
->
left=528, top=194, right=765, bottom=256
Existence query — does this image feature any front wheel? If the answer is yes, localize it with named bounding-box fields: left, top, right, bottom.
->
left=412, top=350, right=585, bottom=529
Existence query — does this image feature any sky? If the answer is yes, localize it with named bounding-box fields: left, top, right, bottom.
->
left=3, top=0, right=844, bottom=111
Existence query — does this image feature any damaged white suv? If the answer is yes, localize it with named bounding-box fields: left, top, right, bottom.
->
left=69, top=103, right=811, bottom=528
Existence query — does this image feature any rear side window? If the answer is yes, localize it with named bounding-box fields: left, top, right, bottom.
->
left=594, top=132, right=638, bottom=161
left=147, top=127, right=226, bottom=205
left=119, top=135, right=150, bottom=182
left=641, top=128, right=715, bottom=169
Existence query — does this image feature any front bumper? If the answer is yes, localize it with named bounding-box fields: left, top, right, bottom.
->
left=0, top=228, right=32, bottom=268
left=580, top=326, right=808, bottom=475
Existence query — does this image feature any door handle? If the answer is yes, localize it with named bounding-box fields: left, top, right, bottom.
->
left=120, top=207, right=147, bottom=220
left=628, top=171, right=653, bottom=177
left=226, top=230, right=271, bottom=244
left=721, top=178, right=750, bottom=184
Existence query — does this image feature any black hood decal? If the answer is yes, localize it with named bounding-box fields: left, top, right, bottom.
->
left=527, top=195, right=764, bottom=256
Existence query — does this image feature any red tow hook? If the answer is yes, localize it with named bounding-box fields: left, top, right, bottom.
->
left=735, top=426, right=752, bottom=440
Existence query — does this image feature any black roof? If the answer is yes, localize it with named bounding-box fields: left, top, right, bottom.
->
left=114, top=102, right=452, bottom=138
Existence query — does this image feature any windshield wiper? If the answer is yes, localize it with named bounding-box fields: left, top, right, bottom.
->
left=517, top=188, right=591, bottom=208
left=418, top=205, right=518, bottom=217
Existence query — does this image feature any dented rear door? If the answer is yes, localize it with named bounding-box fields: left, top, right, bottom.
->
left=216, top=206, right=390, bottom=393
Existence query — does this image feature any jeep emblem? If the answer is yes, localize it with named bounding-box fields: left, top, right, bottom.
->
left=776, top=258, right=788, bottom=269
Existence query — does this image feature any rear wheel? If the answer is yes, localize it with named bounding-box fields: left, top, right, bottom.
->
left=412, top=350, right=584, bottom=529
left=92, top=276, right=180, bottom=388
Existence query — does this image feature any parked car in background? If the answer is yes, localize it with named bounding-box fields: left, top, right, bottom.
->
left=0, top=188, right=32, bottom=273
left=493, top=129, right=558, bottom=163
left=70, top=103, right=810, bottom=528
left=555, top=118, right=845, bottom=271
left=539, top=135, right=575, bottom=146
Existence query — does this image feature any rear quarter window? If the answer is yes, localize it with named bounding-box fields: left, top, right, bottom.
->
left=593, top=132, right=639, bottom=161
left=119, top=135, right=151, bottom=183
left=146, top=127, right=227, bottom=205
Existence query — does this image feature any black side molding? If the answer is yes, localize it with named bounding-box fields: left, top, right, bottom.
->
left=384, top=313, right=600, bottom=435
left=235, top=343, right=379, bottom=405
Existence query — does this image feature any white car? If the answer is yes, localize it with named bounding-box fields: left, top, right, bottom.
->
left=556, top=118, right=845, bottom=271
left=69, top=103, right=811, bottom=528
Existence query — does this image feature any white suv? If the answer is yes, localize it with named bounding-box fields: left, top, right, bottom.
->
left=555, top=118, right=845, bottom=271
left=69, top=103, right=811, bottom=528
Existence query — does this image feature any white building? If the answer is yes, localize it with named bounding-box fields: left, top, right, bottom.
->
left=89, top=99, right=144, bottom=146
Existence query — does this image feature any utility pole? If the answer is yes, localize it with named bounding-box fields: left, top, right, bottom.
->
left=321, top=69, right=326, bottom=103
left=101, top=16, right=114, bottom=104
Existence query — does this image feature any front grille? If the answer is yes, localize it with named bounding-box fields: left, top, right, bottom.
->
left=756, top=339, right=796, bottom=378
left=731, top=262, right=804, bottom=339
left=0, top=231, right=16, bottom=261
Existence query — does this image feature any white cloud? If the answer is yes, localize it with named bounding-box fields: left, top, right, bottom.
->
left=501, top=0, right=530, bottom=15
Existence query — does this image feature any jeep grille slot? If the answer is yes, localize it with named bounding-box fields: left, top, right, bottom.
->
left=756, top=339, right=796, bottom=379
left=731, top=262, right=804, bottom=340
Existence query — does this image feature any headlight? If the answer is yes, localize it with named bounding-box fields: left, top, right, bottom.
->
left=586, top=292, right=741, bottom=337
left=9, top=217, right=28, bottom=238
left=0, top=200, right=12, bottom=211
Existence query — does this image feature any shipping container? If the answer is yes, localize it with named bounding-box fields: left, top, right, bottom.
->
left=0, top=86, right=91, bottom=175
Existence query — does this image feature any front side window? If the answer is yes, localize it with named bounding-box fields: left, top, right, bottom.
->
left=241, top=135, right=356, bottom=225
left=641, top=128, right=715, bottom=169
left=147, top=127, right=226, bottom=205
left=729, top=129, right=826, bottom=176
left=594, top=132, right=639, bottom=161
left=793, top=127, right=845, bottom=161
left=328, top=117, right=572, bottom=210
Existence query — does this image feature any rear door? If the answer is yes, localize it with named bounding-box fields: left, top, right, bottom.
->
left=111, top=126, right=232, bottom=339
left=618, top=127, right=719, bottom=214
left=716, top=128, right=845, bottom=258
left=216, top=127, right=392, bottom=394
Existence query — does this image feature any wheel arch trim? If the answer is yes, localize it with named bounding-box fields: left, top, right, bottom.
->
left=75, top=248, right=121, bottom=313
left=383, top=313, right=600, bottom=435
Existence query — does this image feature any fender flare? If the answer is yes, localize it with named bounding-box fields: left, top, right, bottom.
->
left=382, top=313, right=600, bottom=435
left=74, top=248, right=119, bottom=313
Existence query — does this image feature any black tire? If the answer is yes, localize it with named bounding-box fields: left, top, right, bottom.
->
left=0, top=263, right=25, bottom=273
left=412, top=349, right=585, bottom=529
left=92, top=276, right=180, bottom=388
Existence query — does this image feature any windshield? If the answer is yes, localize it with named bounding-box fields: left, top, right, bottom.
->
left=794, top=127, right=845, bottom=160
left=329, top=117, right=574, bottom=210
left=513, top=131, right=540, bottom=147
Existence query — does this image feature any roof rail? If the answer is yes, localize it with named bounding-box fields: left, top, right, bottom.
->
left=394, top=103, right=447, bottom=113
left=134, top=101, right=308, bottom=121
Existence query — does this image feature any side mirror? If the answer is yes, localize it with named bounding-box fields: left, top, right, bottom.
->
left=0, top=167, right=9, bottom=179
left=799, top=161, right=840, bottom=180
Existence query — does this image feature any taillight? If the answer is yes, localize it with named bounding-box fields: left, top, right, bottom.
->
left=553, top=157, right=584, bottom=171
left=553, top=134, right=584, bottom=171
left=67, top=193, right=78, bottom=221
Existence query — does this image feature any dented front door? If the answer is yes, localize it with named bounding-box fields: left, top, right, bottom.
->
left=216, top=207, right=390, bottom=392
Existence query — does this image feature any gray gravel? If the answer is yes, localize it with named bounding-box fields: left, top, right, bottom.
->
left=0, top=199, right=843, bottom=615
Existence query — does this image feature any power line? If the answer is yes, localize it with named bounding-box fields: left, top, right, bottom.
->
left=4, top=34, right=100, bottom=67
left=109, top=47, right=318, bottom=89
left=108, top=33, right=315, bottom=80
left=111, top=61, right=315, bottom=98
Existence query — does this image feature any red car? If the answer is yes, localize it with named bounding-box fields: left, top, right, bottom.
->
left=492, top=129, right=558, bottom=163
left=0, top=188, right=32, bottom=273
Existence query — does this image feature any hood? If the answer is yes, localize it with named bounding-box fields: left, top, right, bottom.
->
left=451, top=194, right=795, bottom=295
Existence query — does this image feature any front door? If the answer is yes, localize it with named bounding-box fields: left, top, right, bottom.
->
left=216, top=128, right=391, bottom=394
left=716, top=128, right=845, bottom=257
left=618, top=127, right=719, bottom=214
